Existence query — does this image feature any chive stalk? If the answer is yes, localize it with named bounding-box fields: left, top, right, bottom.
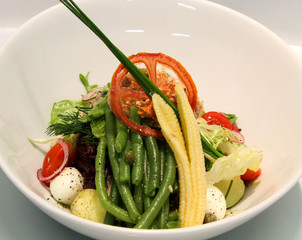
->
left=59, top=0, right=223, bottom=158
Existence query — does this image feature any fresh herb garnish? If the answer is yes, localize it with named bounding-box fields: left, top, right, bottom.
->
left=46, top=110, right=96, bottom=142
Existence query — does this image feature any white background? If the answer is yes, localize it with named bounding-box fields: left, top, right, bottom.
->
left=0, top=0, right=302, bottom=239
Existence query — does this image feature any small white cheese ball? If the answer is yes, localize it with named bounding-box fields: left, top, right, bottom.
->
left=205, top=185, right=227, bottom=221
left=50, top=167, right=84, bottom=205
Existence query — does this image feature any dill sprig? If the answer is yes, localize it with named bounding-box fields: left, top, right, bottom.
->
left=46, top=111, right=96, bottom=143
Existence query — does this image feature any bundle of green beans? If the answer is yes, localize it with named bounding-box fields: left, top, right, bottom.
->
left=95, top=104, right=179, bottom=229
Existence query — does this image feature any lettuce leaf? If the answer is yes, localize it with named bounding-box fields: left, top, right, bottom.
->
left=206, top=146, right=262, bottom=185
left=50, top=100, right=91, bottom=124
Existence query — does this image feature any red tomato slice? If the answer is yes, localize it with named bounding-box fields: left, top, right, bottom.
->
left=109, top=52, right=198, bottom=139
left=241, top=168, right=261, bottom=181
left=42, top=141, right=73, bottom=177
left=201, top=111, right=232, bottom=129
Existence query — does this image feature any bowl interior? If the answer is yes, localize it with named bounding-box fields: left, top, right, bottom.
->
left=1, top=0, right=302, bottom=239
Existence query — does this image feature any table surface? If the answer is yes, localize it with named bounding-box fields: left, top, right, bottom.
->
left=1, top=0, right=302, bottom=239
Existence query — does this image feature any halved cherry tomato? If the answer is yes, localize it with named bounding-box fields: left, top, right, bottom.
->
left=241, top=168, right=261, bottom=181
left=42, top=141, right=73, bottom=177
left=201, top=111, right=232, bottom=129
left=109, top=52, right=198, bottom=139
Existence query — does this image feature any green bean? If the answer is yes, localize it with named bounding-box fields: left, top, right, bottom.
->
left=131, top=143, right=144, bottom=185
left=94, top=137, right=134, bottom=223
left=115, top=118, right=128, bottom=153
left=166, top=220, right=180, bottom=229
left=119, top=139, right=131, bottom=183
left=130, top=106, right=144, bottom=185
left=142, top=147, right=149, bottom=194
left=144, top=136, right=160, bottom=196
left=142, top=193, right=158, bottom=229
left=168, top=209, right=179, bottom=221
left=129, top=106, right=143, bottom=145
left=158, top=198, right=169, bottom=229
left=103, top=179, right=119, bottom=225
left=134, top=183, right=144, bottom=214
left=157, top=142, right=170, bottom=229
left=158, top=141, right=165, bottom=182
left=105, top=105, right=140, bottom=221
left=134, top=144, right=176, bottom=229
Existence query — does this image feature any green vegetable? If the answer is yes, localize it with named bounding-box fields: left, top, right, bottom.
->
left=94, top=136, right=134, bottom=223
left=50, top=99, right=90, bottom=124
left=130, top=106, right=144, bottom=185
left=206, top=146, right=262, bottom=185
left=105, top=104, right=140, bottom=221
left=46, top=111, right=95, bottom=142
left=134, top=144, right=176, bottom=229
left=224, top=113, right=238, bottom=125
left=134, top=183, right=144, bottom=214
left=79, top=72, right=99, bottom=92
left=119, top=139, right=131, bottom=183
left=199, top=123, right=239, bottom=150
left=115, top=118, right=129, bottom=153
left=90, top=117, right=105, bottom=138
left=103, top=179, right=120, bottom=225
left=81, top=94, right=108, bottom=122
left=144, top=136, right=160, bottom=196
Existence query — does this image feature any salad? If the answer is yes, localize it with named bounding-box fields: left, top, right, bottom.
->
left=31, top=0, right=262, bottom=229
left=32, top=52, right=262, bottom=229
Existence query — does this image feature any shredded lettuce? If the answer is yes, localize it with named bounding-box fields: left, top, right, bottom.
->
left=198, top=123, right=242, bottom=151
left=206, top=146, right=262, bottom=185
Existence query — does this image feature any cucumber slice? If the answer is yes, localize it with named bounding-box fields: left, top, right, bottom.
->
left=214, top=176, right=245, bottom=208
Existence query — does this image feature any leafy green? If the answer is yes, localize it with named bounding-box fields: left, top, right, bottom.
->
left=79, top=72, right=99, bottom=92
left=90, top=117, right=106, bottom=138
left=81, top=94, right=108, bottom=122
left=47, top=73, right=110, bottom=141
left=224, top=113, right=237, bottom=125
left=198, top=123, right=241, bottom=150
left=50, top=100, right=90, bottom=124
left=206, top=146, right=262, bottom=185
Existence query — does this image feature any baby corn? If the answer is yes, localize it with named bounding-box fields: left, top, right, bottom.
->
left=152, top=94, right=193, bottom=227
left=175, top=84, right=207, bottom=226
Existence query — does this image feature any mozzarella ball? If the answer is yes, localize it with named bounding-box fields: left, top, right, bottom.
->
left=205, top=185, right=227, bottom=222
left=50, top=167, right=84, bottom=205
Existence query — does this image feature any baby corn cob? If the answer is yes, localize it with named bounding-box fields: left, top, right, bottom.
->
left=175, top=84, right=207, bottom=226
left=152, top=94, right=193, bottom=228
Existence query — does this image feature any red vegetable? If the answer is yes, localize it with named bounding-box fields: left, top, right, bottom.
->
left=109, top=52, right=198, bottom=139
left=241, top=168, right=261, bottom=181
left=37, top=139, right=73, bottom=185
left=201, top=111, right=232, bottom=129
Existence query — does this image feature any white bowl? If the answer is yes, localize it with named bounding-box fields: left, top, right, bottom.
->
left=1, top=0, right=302, bottom=239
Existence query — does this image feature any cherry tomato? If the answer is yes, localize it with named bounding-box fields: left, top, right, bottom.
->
left=201, top=111, right=232, bottom=129
left=109, top=52, right=198, bottom=139
left=42, top=141, right=73, bottom=177
left=231, top=123, right=241, bottom=132
left=241, top=168, right=261, bottom=181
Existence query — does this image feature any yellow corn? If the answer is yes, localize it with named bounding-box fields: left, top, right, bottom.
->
left=175, top=84, right=207, bottom=226
left=152, top=94, right=193, bottom=227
